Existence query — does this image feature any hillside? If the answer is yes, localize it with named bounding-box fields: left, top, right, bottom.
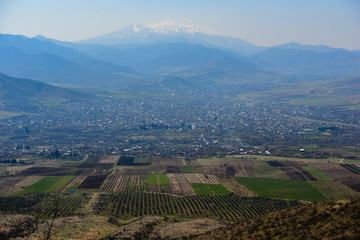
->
left=195, top=197, right=360, bottom=240
left=0, top=73, right=87, bottom=103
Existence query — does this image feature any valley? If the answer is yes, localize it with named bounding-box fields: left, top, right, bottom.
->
left=0, top=19, right=360, bottom=239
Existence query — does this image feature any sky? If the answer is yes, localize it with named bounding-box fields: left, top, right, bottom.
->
left=0, top=0, right=359, bottom=49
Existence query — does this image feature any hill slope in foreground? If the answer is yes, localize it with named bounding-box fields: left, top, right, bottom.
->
left=0, top=197, right=359, bottom=239
left=196, top=196, right=360, bottom=240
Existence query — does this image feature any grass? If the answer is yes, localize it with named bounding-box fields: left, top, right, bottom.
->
left=235, top=177, right=327, bottom=201
left=181, top=165, right=196, bottom=173
left=17, top=176, right=74, bottom=196
left=191, top=184, right=231, bottom=195
left=253, top=163, right=289, bottom=179
left=302, top=166, right=332, bottom=181
left=158, top=174, right=169, bottom=185
left=147, top=174, right=158, bottom=185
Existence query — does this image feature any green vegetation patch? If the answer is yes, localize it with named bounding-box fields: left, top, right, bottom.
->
left=192, top=184, right=231, bottom=195
left=235, top=177, right=327, bottom=201
left=302, top=166, right=332, bottom=181
left=147, top=174, right=158, bottom=185
left=158, top=174, right=169, bottom=185
left=181, top=165, right=196, bottom=173
left=18, top=176, right=74, bottom=195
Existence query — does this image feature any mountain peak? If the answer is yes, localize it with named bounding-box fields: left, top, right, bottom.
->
left=144, top=20, right=217, bottom=35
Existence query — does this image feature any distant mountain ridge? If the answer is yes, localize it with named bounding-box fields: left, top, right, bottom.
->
left=1, top=21, right=360, bottom=93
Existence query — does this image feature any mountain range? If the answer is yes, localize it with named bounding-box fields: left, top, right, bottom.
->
left=1, top=21, right=360, bottom=95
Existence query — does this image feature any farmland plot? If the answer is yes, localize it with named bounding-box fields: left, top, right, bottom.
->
left=18, top=176, right=74, bottom=195
left=147, top=174, right=171, bottom=193
left=313, top=163, right=360, bottom=191
left=0, top=176, right=27, bottom=194
left=175, top=174, right=196, bottom=196
left=267, top=160, right=307, bottom=167
left=218, top=177, right=257, bottom=197
left=101, top=175, right=146, bottom=192
left=78, top=175, right=108, bottom=189
left=99, top=155, right=120, bottom=164
left=75, top=168, right=112, bottom=175
left=184, top=174, right=220, bottom=184
left=235, top=177, right=327, bottom=201
left=19, top=167, right=74, bottom=176
left=94, top=192, right=302, bottom=222
left=281, top=167, right=308, bottom=181
left=3, top=176, right=44, bottom=195
left=309, top=181, right=359, bottom=200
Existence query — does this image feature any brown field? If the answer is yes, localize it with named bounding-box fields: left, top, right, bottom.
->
left=166, top=165, right=181, bottom=173
left=295, top=167, right=317, bottom=181
left=234, top=165, right=256, bottom=177
left=281, top=167, right=308, bottom=181
left=175, top=174, right=196, bottom=196
left=267, top=160, right=308, bottom=167
left=3, top=176, right=44, bottom=195
left=101, top=175, right=146, bottom=192
left=19, top=167, right=73, bottom=176
left=184, top=173, right=220, bottom=184
left=151, top=157, right=183, bottom=167
left=114, top=167, right=152, bottom=175
left=0, top=176, right=26, bottom=194
left=60, top=175, right=87, bottom=192
left=99, top=155, right=120, bottom=163
left=167, top=173, right=183, bottom=195
left=2, top=165, right=34, bottom=175
left=78, top=175, right=108, bottom=189
left=75, top=168, right=112, bottom=176
left=313, top=163, right=360, bottom=191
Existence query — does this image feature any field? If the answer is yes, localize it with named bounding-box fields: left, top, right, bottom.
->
left=94, top=192, right=301, bottom=222
left=302, top=166, right=333, bottom=181
left=191, top=184, right=231, bottom=195
left=1, top=153, right=359, bottom=236
left=309, top=181, right=359, bottom=200
left=235, top=177, right=327, bottom=201
left=17, top=176, right=74, bottom=195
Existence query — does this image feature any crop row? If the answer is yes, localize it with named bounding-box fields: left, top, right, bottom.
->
left=94, top=192, right=302, bottom=222
left=184, top=173, right=220, bottom=184
left=101, top=175, right=147, bottom=192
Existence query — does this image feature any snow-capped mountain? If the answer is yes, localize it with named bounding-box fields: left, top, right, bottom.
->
left=78, top=21, right=264, bottom=55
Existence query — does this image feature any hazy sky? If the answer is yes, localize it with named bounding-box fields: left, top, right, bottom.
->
left=0, top=0, right=359, bottom=49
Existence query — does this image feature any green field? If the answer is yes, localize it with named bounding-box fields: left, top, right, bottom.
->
left=181, top=165, right=196, bottom=173
left=191, top=184, right=231, bottom=195
left=18, top=176, right=74, bottom=196
left=159, top=174, right=169, bottom=185
left=235, top=177, right=327, bottom=201
left=302, top=166, right=332, bottom=181
left=147, top=174, right=158, bottom=185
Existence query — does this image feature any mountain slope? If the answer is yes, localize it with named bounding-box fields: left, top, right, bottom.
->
left=78, top=21, right=264, bottom=55
left=196, top=197, right=360, bottom=240
left=0, top=73, right=86, bottom=103
left=253, top=48, right=360, bottom=77
left=0, top=34, right=144, bottom=86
